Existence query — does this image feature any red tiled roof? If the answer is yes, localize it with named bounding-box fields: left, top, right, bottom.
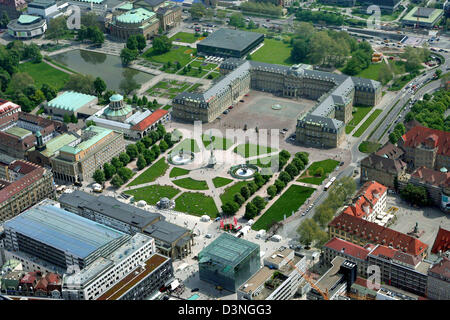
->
left=343, top=181, right=387, bottom=219
left=324, top=237, right=371, bottom=260
left=411, top=167, right=450, bottom=188
left=20, top=272, right=37, bottom=284
left=131, top=109, right=168, bottom=132
left=0, top=100, right=20, bottom=116
left=428, top=257, right=450, bottom=279
left=370, top=245, right=397, bottom=259
left=35, top=278, right=48, bottom=292
left=329, top=213, right=428, bottom=256
left=45, top=273, right=61, bottom=285
left=431, top=227, right=450, bottom=254
left=401, top=125, right=450, bottom=157
left=0, top=160, right=45, bottom=203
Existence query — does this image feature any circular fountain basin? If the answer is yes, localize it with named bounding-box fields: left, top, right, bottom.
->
left=230, top=164, right=259, bottom=180
left=168, top=151, right=195, bottom=165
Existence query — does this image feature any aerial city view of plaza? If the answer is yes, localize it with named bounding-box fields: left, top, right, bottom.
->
left=0, top=0, right=449, bottom=307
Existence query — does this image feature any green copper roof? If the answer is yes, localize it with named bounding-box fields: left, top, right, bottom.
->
left=110, top=94, right=123, bottom=102
left=5, top=126, right=32, bottom=139
left=35, top=130, right=42, bottom=137
left=18, top=15, right=41, bottom=24
left=41, top=133, right=78, bottom=157
left=117, top=8, right=155, bottom=24
left=104, top=105, right=132, bottom=118
left=117, top=2, right=133, bottom=10
left=440, top=167, right=448, bottom=173
left=60, top=126, right=112, bottom=155
left=48, top=91, right=97, bottom=112
left=402, top=7, right=443, bottom=23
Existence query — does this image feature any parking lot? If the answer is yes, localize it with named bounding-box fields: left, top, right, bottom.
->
left=386, top=195, right=450, bottom=249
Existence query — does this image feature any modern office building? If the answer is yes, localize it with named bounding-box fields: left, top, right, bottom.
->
left=307, top=256, right=357, bottom=300
left=96, top=253, right=173, bottom=300
left=3, top=199, right=132, bottom=271
left=59, top=190, right=193, bottom=259
left=86, top=94, right=170, bottom=140
left=7, top=14, right=47, bottom=39
left=237, top=247, right=308, bottom=300
left=0, top=111, right=64, bottom=159
left=0, top=160, right=55, bottom=223
left=196, top=28, right=265, bottom=59
left=198, top=233, right=260, bottom=292
left=402, top=7, right=444, bottom=28
left=426, top=257, right=450, bottom=300
left=50, top=125, right=125, bottom=184
left=27, top=0, right=63, bottom=22
left=44, top=91, right=99, bottom=120
left=328, top=213, right=429, bottom=258
left=173, top=58, right=381, bottom=148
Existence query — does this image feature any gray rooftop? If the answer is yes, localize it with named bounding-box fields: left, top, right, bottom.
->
left=59, top=190, right=163, bottom=229
left=198, top=28, right=264, bottom=52
left=143, top=220, right=189, bottom=244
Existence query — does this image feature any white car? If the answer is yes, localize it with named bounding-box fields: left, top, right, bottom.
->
left=205, top=234, right=212, bottom=238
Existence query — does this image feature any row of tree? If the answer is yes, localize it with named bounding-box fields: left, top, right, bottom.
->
left=120, top=34, right=147, bottom=66
left=93, top=124, right=177, bottom=187
left=297, top=176, right=356, bottom=247
left=240, top=2, right=283, bottom=17
left=77, top=26, right=105, bottom=45
left=399, top=183, right=430, bottom=207
left=388, top=123, right=406, bottom=144
left=222, top=173, right=272, bottom=216
left=294, top=8, right=345, bottom=26
left=405, top=89, right=450, bottom=132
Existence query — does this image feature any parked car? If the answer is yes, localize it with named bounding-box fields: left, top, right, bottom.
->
left=228, top=105, right=233, bottom=109
left=223, top=110, right=229, bottom=114
left=239, top=99, right=245, bottom=102
left=205, top=234, right=212, bottom=238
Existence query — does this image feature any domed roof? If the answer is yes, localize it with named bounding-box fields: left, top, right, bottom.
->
left=35, top=130, right=41, bottom=137
left=109, top=94, right=123, bottom=102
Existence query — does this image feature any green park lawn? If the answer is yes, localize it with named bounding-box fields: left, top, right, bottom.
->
left=190, top=60, right=218, bottom=71
left=202, top=134, right=234, bottom=150
left=172, top=177, right=209, bottom=190
left=251, top=39, right=293, bottom=66
left=345, top=106, right=374, bottom=134
left=353, top=109, right=382, bottom=137
left=127, top=157, right=169, bottom=187
left=359, top=141, right=381, bottom=153
left=252, top=185, right=315, bottom=231
left=124, top=185, right=180, bottom=205
left=143, top=45, right=195, bottom=70
left=233, top=143, right=276, bottom=158
left=178, top=68, right=208, bottom=78
left=297, top=159, right=340, bottom=185
left=356, top=63, right=384, bottom=82
left=169, top=32, right=198, bottom=44
left=212, top=177, right=234, bottom=188
left=169, top=167, right=190, bottom=178
left=175, top=192, right=219, bottom=217
left=220, top=181, right=251, bottom=204
left=18, top=62, right=70, bottom=90
left=172, top=138, right=200, bottom=153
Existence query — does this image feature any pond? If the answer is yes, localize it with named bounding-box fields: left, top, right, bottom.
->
left=51, top=49, right=153, bottom=92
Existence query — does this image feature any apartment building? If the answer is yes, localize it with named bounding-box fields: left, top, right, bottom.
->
left=426, top=257, right=450, bottom=300
left=50, top=125, right=125, bottom=184
left=0, top=160, right=55, bottom=222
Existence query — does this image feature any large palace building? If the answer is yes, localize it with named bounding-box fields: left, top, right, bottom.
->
left=172, top=58, right=381, bottom=148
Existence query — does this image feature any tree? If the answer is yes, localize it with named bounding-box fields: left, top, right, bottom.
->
left=400, top=183, right=429, bottom=206
left=240, top=186, right=251, bottom=200
left=279, top=150, right=291, bottom=161
left=394, top=123, right=406, bottom=135
left=135, top=34, right=147, bottom=52
left=159, top=140, right=169, bottom=152
left=111, top=174, right=124, bottom=188
left=435, top=69, right=442, bottom=78
left=221, top=201, right=239, bottom=216
left=291, top=38, right=309, bottom=63
left=46, top=16, right=68, bottom=43
left=117, top=167, right=133, bottom=182
left=244, top=202, right=258, bottom=219
left=103, top=163, right=116, bottom=180
left=126, top=144, right=139, bottom=159
left=111, top=157, right=124, bottom=169
left=292, top=157, right=305, bottom=171
left=314, top=167, right=324, bottom=177
left=24, top=43, right=42, bottom=63
left=216, top=10, right=226, bottom=22
left=119, top=152, right=131, bottom=165
left=0, top=12, right=10, bottom=29
left=93, top=77, right=106, bottom=96
left=389, top=131, right=400, bottom=144
left=279, top=171, right=292, bottom=184
left=253, top=172, right=265, bottom=188
left=229, top=12, right=245, bottom=28
left=120, top=47, right=138, bottom=66
left=126, top=36, right=138, bottom=50
left=70, top=113, right=78, bottom=123
left=247, top=20, right=256, bottom=29
left=297, top=218, right=321, bottom=247
left=378, top=62, right=393, bottom=85
left=152, top=36, right=172, bottom=54
left=143, top=148, right=156, bottom=164
left=64, top=74, right=96, bottom=95
left=234, top=193, right=245, bottom=206
left=247, top=181, right=257, bottom=194
left=63, top=113, right=70, bottom=123
left=0, top=68, right=11, bottom=91
left=189, top=3, right=206, bottom=20
left=41, top=83, right=57, bottom=101
left=93, top=169, right=105, bottom=184
left=267, top=185, right=277, bottom=198
left=91, top=27, right=104, bottom=45
left=252, top=196, right=266, bottom=212
left=274, top=179, right=285, bottom=193
left=135, top=141, right=145, bottom=154
left=137, top=155, right=147, bottom=170
left=9, top=72, right=34, bottom=93
left=142, top=136, right=153, bottom=148
left=285, top=163, right=299, bottom=178
left=151, top=144, right=161, bottom=158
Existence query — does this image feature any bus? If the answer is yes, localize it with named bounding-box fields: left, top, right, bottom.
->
left=324, top=177, right=336, bottom=191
